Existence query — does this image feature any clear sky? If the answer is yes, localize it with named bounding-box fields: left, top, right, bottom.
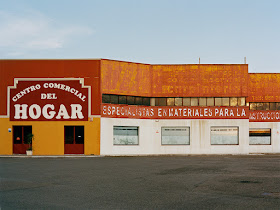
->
left=1, top=0, right=280, bottom=73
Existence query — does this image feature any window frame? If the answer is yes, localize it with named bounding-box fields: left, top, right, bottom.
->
left=13, top=125, right=32, bottom=145
left=249, top=128, right=271, bottom=145
left=113, top=126, right=139, bottom=145
left=161, top=126, right=190, bottom=145
left=210, top=126, right=239, bottom=145
left=64, top=126, right=84, bottom=145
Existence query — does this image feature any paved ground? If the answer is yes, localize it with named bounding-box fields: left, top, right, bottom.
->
left=0, top=155, right=280, bottom=209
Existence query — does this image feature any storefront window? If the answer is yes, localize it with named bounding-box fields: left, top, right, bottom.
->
left=249, top=128, right=271, bottom=145
left=162, top=127, right=190, bottom=145
left=113, top=126, right=139, bottom=145
left=211, top=126, right=239, bottom=145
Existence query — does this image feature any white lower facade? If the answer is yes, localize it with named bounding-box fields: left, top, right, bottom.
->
left=99, top=118, right=277, bottom=155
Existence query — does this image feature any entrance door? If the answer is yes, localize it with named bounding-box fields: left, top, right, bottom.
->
left=64, top=126, right=84, bottom=154
left=13, top=126, right=32, bottom=154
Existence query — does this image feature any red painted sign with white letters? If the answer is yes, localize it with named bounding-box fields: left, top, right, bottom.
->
left=9, top=79, right=89, bottom=121
left=249, top=110, right=280, bottom=122
left=101, top=104, right=249, bottom=119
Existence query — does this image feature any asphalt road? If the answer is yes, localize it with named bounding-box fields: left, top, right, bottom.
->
left=0, top=155, right=280, bottom=209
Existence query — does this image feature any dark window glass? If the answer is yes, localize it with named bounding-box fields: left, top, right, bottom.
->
left=135, top=97, right=143, bottom=105
left=263, top=103, right=269, bottom=110
left=102, top=94, right=111, bottom=103
left=270, top=103, right=276, bottom=110
left=256, top=103, right=264, bottom=110
left=276, top=103, right=280, bottom=110
left=155, top=98, right=159, bottom=106
left=13, top=126, right=22, bottom=144
left=158, top=98, right=167, bottom=106
left=75, top=126, right=84, bottom=144
left=142, top=97, right=150, bottom=106
left=250, top=103, right=257, bottom=110
left=23, top=126, right=32, bottom=144
left=119, top=96, right=127, bottom=104
left=110, top=95, right=118, bottom=104
left=127, top=96, right=135, bottom=105
left=65, top=126, right=74, bottom=144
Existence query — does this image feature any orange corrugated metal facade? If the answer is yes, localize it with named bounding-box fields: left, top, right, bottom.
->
left=248, top=73, right=280, bottom=102
left=151, top=64, right=248, bottom=97
left=101, top=60, right=249, bottom=98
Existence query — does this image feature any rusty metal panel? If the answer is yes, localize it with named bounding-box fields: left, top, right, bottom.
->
left=101, top=60, right=152, bottom=97
left=152, top=64, right=248, bottom=97
left=249, top=74, right=280, bottom=102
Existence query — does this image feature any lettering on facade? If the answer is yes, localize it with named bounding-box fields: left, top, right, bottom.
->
left=102, top=104, right=248, bottom=119
left=9, top=80, right=89, bottom=121
left=249, top=111, right=280, bottom=122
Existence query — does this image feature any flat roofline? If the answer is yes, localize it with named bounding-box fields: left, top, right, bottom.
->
left=249, top=72, right=280, bottom=74
left=0, top=58, right=102, bottom=61
left=0, top=58, right=248, bottom=66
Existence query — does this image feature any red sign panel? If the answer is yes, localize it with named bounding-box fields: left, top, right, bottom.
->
left=249, top=111, right=280, bottom=122
left=9, top=79, right=89, bottom=121
left=101, top=104, right=249, bottom=119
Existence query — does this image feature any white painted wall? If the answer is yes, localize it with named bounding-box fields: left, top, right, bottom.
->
left=249, top=122, right=280, bottom=153
left=100, top=118, right=251, bottom=155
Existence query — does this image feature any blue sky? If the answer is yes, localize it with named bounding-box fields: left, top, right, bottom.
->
left=1, top=0, right=280, bottom=72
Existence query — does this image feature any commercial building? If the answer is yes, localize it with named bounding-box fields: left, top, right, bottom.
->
left=0, top=59, right=279, bottom=155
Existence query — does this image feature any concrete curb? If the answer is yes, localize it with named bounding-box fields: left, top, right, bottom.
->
left=0, top=155, right=105, bottom=158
